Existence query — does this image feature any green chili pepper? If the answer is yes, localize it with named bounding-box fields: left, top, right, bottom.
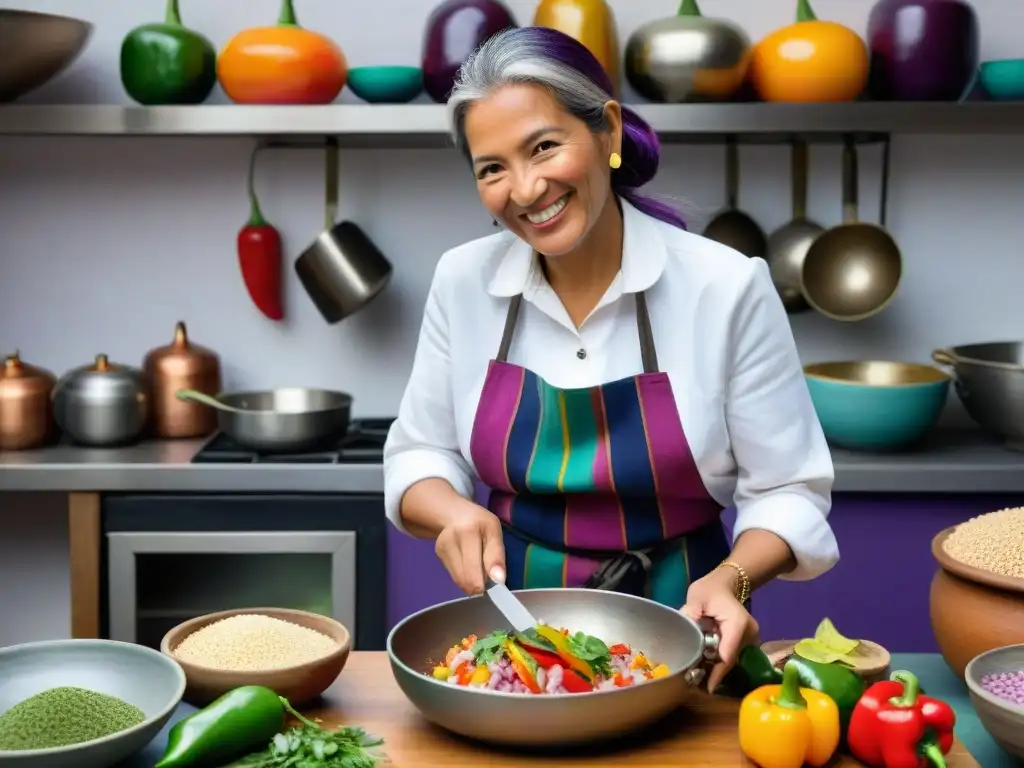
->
left=718, top=646, right=865, bottom=733
left=154, top=685, right=286, bottom=768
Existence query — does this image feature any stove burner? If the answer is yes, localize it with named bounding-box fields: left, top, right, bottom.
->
left=190, top=417, right=395, bottom=464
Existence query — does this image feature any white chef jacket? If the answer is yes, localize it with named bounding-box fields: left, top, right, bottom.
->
left=384, top=199, right=839, bottom=581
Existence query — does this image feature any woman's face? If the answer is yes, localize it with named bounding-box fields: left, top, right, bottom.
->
left=463, top=84, right=622, bottom=258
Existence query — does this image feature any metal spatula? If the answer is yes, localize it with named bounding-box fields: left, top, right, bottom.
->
left=486, top=578, right=538, bottom=634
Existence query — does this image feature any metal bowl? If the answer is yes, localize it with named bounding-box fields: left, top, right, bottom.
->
left=964, top=644, right=1024, bottom=760
left=0, top=639, right=185, bottom=768
left=387, top=588, right=718, bottom=747
left=0, top=10, right=92, bottom=102
left=932, top=343, right=1024, bottom=450
left=804, top=361, right=950, bottom=451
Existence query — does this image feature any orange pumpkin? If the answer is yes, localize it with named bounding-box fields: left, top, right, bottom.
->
left=218, top=0, right=347, bottom=105
left=749, top=0, right=868, bottom=103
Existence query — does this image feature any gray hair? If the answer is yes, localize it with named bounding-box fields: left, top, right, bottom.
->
left=446, top=28, right=612, bottom=156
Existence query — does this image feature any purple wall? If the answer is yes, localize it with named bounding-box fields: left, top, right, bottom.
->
left=387, top=494, right=1023, bottom=651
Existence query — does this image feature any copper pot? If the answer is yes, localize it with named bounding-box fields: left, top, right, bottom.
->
left=143, top=322, right=221, bottom=438
left=0, top=350, right=57, bottom=450
left=930, top=526, right=1024, bottom=680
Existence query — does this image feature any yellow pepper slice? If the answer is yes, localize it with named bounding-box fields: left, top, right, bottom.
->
left=504, top=639, right=544, bottom=693
left=469, top=666, right=490, bottom=686
left=432, top=665, right=450, bottom=680
left=533, top=625, right=595, bottom=682
left=739, top=661, right=840, bottom=768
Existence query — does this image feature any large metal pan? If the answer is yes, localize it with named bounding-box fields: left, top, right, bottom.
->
left=387, top=588, right=719, bottom=747
left=932, top=343, right=1024, bottom=451
left=176, top=388, right=352, bottom=452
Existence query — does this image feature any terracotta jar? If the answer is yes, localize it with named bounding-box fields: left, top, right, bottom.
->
left=142, top=322, right=222, bottom=438
left=0, top=351, right=57, bottom=450
left=930, top=526, right=1024, bottom=679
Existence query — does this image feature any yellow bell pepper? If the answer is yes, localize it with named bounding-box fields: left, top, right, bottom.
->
left=533, top=0, right=620, bottom=96
left=533, top=625, right=595, bottom=682
left=739, top=661, right=840, bottom=768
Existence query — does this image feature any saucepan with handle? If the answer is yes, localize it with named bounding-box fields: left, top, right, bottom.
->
left=294, top=139, right=393, bottom=324
left=387, top=588, right=720, bottom=747
left=176, top=388, right=352, bottom=453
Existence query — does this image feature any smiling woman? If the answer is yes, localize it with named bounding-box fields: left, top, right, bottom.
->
left=383, top=26, right=840, bottom=693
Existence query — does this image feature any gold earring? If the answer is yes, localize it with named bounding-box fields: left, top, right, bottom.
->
left=609, top=152, right=622, bottom=170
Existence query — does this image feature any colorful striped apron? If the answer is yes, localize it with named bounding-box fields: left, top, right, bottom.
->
left=470, top=291, right=730, bottom=609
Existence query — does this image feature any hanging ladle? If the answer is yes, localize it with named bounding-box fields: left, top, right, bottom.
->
left=702, top=136, right=767, bottom=259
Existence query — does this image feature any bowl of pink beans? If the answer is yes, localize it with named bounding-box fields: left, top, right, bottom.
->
left=965, top=644, right=1024, bottom=760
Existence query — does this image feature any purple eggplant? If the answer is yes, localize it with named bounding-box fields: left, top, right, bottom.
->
left=421, top=0, right=517, bottom=103
left=867, top=0, right=979, bottom=101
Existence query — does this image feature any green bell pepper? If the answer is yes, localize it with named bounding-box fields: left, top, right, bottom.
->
left=154, top=685, right=286, bottom=767
left=120, top=0, right=216, bottom=105
left=719, top=646, right=866, bottom=732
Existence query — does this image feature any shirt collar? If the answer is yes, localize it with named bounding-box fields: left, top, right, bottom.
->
left=487, top=197, right=669, bottom=298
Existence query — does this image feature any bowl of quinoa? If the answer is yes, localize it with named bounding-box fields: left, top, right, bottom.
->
left=160, top=607, right=350, bottom=706
left=930, top=509, right=1024, bottom=679
left=965, top=644, right=1024, bottom=760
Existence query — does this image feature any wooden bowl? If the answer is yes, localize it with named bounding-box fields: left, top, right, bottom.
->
left=160, top=607, right=351, bottom=706
left=931, top=526, right=1024, bottom=680
left=761, top=639, right=891, bottom=684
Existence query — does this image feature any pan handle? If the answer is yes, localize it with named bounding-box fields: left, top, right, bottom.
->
left=841, top=136, right=858, bottom=225
left=176, top=389, right=241, bottom=413
left=931, top=349, right=957, bottom=367
left=791, top=140, right=809, bottom=220
left=684, top=618, right=722, bottom=689
left=724, top=137, right=739, bottom=209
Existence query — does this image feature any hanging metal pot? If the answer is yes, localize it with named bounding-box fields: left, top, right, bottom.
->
left=294, top=140, right=393, bottom=324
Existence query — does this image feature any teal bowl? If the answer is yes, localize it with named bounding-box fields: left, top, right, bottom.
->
left=804, top=361, right=950, bottom=451
left=347, top=66, right=423, bottom=104
left=980, top=59, right=1024, bottom=101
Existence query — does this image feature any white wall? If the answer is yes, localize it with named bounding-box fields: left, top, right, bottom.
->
left=2, top=0, right=1022, bottom=643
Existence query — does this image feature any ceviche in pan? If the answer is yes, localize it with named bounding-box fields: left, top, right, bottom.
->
left=430, top=625, right=671, bottom=695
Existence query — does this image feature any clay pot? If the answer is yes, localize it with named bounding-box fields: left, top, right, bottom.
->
left=930, top=526, right=1024, bottom=680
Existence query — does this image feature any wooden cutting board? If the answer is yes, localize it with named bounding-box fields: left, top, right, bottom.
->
left=305, top=652, right=981, bottom=767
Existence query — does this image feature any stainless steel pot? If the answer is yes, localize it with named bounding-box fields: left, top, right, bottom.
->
left=623, top=0, right=750, bottom=103
left=932, top=343, right=1024, bottom=450
left=176, top=387, right=352, bottom=453
left=294, top=141, right=393, bottom=324
left=387, top=588, right=719, bottom=747
left=52, top=354, right=149, bottom=447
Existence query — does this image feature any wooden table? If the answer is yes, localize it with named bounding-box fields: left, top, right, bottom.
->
left=304, top=653, right=980, bottom=767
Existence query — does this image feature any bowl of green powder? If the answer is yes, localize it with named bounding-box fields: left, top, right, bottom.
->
left=0, top=638, right=186, bottom=767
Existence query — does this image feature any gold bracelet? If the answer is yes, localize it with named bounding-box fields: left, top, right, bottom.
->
left=716, top=560, right=751, bottom=604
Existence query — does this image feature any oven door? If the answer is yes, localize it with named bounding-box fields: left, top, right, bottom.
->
left=107, top=531, right=356, bottom=649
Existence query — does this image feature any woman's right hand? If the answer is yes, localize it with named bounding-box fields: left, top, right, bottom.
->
left=434, top=500, right=506, bottom=595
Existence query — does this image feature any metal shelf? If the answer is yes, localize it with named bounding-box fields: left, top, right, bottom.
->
left=0, top=102, right=1023, bottom=146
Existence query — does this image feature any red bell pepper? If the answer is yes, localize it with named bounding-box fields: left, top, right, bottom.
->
left=847, top=670, right=955, bottom=768
left=238, top=144, right=284, bottom=321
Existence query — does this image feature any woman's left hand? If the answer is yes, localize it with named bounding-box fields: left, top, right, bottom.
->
left=681, top=571, right=760, bottom=693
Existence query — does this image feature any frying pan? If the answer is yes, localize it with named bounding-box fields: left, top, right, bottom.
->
left=387, top=588, right=719, bottom=747
left=702, top=137, right=766, bottom=258
left=801, top=137, right=903, bottom=322
left=765, top=140, right=823, bottom=313
left=176, top=388, right=352, bottom=452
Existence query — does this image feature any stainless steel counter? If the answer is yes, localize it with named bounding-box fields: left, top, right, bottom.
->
left=0, top=439, right=385, bottom=493
left=1, top=428, right=1023, bottom=494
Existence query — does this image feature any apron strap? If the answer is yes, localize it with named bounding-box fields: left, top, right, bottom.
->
left=635, top=292, right=659, bottom=374
left=496, top=290, right=660, bottom=373
left=496, top=294, right=523, bottom=363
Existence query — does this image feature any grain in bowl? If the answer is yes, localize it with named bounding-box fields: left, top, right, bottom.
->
left=172, top=613, right=339, bottom=671
left=942, top=507, right=1024, bottom=579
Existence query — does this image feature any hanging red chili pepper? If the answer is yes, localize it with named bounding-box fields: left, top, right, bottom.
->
left=238, top=144, right=284, bottom=321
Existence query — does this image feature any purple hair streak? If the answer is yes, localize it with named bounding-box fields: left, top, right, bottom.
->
left=447, top=26, right=686, bottom=230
